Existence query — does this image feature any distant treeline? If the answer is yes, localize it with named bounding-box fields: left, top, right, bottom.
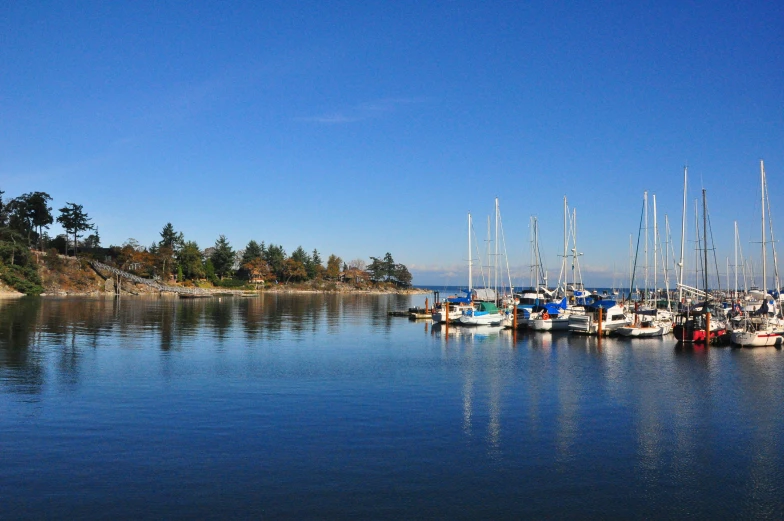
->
left=0, top=189, right=412, bottom=294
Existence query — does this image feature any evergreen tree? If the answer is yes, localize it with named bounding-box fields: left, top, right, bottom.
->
left=159, top=222, right=184, bottom=251
left=210, top=235, right=235, bottom=280
left=56, top=202, right=93, bottom=256
left=291, top=245, right=311, bottom=279
left=367, top=256, right=384, bottom=281
left=83, top=229, right=101, bottom=249
left=204, top=258, right=216, bottom=282
left=263, top=244, right=286, bottom=280
left=177, top=241, right=205, bottom=280
left=242, top=240, right=263, bottom=264
left=307, top=248, right=324, bottom=279
left=0, top=190, right=8, bottom=227
left=392, top=264, right=413, bottom=287
left=383, top=252, right=395, bottom=281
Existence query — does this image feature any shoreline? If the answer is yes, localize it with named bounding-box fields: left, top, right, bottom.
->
left=24, top=287, right=430, bottom=298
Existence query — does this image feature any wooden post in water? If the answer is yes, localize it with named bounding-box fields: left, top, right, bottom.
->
left=425, top=297, right=429, bottom=314
left=513, top=302, right=518, bottom=330
left=598, top=307, right=603, bottom=337
left=705, top=311, right=711, bottom=344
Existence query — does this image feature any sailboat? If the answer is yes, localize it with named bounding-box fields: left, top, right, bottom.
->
left=673, top=186, right=728, bottom=343
left=432, top=213, right=475, bottom=323
left=617, top=192, right=673, bottom=337
left=462, top=201, right=504, bottom=326
left=730, top=161, right=784, bottom=347
left=530, top=198, right=575, bottom=331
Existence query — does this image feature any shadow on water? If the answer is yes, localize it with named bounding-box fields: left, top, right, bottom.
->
left=0, top=298, right=44, bottom=396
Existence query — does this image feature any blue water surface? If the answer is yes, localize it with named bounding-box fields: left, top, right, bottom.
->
left=1, top=295, right=783, bottom=519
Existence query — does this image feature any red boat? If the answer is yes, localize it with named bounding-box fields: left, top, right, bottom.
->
left=673, top=305, right=728, bottom=343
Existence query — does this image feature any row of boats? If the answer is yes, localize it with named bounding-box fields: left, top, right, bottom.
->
left=428, top=160, right=783, bottom=347
left=429, top=286, right=783, bottom=346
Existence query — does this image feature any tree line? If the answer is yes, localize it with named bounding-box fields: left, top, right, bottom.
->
left=0, top=190, right=96, bottom=294
left=0, top=188, right=413, bottom=293
left=118, top=223, right=412, bottom=288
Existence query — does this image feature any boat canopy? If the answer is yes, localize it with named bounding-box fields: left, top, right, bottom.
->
left=472, top=288, right=497, bottom=302
left=447, top=296, right=471, bottom=304
left=477, top=302, right=499, bottom=313
left=586, top=300, right=617, bottom=311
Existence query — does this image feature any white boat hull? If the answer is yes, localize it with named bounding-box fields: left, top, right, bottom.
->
left=616, top=322, right=672, bottom=337
left=530, top=316, right=570, bottom=331
left=730, top=329, right=784, bottom=347
left=459, top=313, right=503, bottom=326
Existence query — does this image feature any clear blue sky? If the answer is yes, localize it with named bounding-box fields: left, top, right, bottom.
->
left=2, top=1, right=783, bottom=286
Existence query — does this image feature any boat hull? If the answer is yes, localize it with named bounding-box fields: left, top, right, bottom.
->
left=530, top=316, right=570, bottom=331
left=616, top=322, right=672, bottom=337
left=673, top=325, right=727, bottom=343
left=730, top=329, right=784, bottom=347
left=459, top=313, right=503, bottom=326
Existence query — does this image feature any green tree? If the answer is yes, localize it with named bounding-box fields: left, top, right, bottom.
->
left=204, top=258, right=216, bottom=282
left=159, top=222, right=184, bottom=251
left=6, top=196, right=34, bottom=244
left=56, top=202, right=93, bottom=257
left=392, top=264, right=413, bottom=287
left=29, top=192, right=53, bottom=250
left=177, top=241, right=205, bottom=280
left=210, top=235, right=235, bottom=280
left=307, top=249, right=324, bottom=279
left=83, top=228, right=101, bottom=249
left=7, top=192, right=53, bottom=250
left=367, top=257, right=384, bottom=281
left=0, top=190, right=8, bottom=227
left=242, top=240, right=263, bottom=264
left=326, top=254, right=342, bottom=280
left=157, top=223, right=183, bottom=280
left=263, top=244, right=286, bottom=280
left=383, top=252, right=395, bottom=281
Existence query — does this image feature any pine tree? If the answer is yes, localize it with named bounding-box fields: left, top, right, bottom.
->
left=56, top=202, right=93, bottom=256
left=210, top=235, right=235, bottom=280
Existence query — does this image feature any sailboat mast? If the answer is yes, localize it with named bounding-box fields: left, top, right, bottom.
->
left=678, top=166, right=687, bottom=305
left=468, top=213, right=472, bottom=293
left=644, top=191, right=649, bottom=301
left=653, top=193, right=658, bottom=304
left=494, top=197, right=499, bottom=302
left=563, top=196, right=568, bottom=296
left=702, top=189, right=708, bottom=295
left=761, top=160, right=767, bottom=295
left=734, top=221, right=738, bottom=298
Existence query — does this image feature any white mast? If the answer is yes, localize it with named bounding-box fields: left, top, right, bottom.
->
left=678, top=166, right=687, bottom=305
left=494, top=197, right=499, bottom=301
left=644, top=191, right=649, bottom=302
left=734, top=221, right=738, bottom=297
left=653, top=193, right=658, bottom=305
left=629, top=234, right=633, bottom=297
left=468, top=213, right=473, bottom=293
left=761, top=160, right=767, bottom=296
left=563, top=197, right=568, bottom=296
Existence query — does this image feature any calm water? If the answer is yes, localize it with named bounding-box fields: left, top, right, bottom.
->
left=2, top=295, right=784, bottom=519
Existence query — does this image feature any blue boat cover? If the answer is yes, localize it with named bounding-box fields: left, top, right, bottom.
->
left=586, top=300, right=617, bottom=310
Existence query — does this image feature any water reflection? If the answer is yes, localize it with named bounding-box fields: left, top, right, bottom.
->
left=0, top=298, right=44, bottom=397
left=2, top=296, right=784, bottom=518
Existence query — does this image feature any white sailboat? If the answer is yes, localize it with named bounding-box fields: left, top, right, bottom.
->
left=617, top=192, right=672, bottom=337
left=731, top=160, right=784, bottom=347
